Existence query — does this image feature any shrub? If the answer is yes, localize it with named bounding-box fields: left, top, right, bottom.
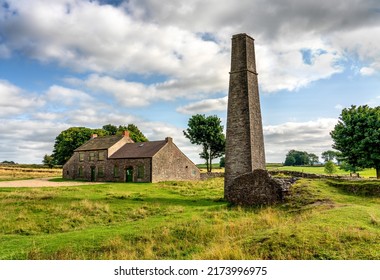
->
left=324, top=161, right=337, bottom=174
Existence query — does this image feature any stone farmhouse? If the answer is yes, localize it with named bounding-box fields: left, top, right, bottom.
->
left=63, top=131, right=200, bottom=183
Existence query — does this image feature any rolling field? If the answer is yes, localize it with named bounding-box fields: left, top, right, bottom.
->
left=267, top=165, right=377, bottom=178
left=1, top=177, right=380, bottom=260
left=0, top=165, right=62, bottom=181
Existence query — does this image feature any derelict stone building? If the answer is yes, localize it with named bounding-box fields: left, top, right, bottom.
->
left=63, top=131, right=200, bottom=183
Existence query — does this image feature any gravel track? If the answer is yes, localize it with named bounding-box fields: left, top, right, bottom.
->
left=0, top=178, right=104, bottom=188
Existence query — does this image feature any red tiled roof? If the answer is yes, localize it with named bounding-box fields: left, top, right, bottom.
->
left=109, top=140, right=167, bottom=159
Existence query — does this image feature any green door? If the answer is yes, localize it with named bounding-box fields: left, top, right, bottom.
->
left=126, top=167, right=133, bottom=182
left=91, top=166, right=96, bottom=182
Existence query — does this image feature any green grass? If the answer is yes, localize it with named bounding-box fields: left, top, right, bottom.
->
left=268, top=165, right=377, bottom=178
left=1, top=178, right=380, bottom=260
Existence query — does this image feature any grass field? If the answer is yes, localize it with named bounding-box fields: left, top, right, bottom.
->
left=267, top=165, right=377, bottom=178
left=1, top=177, right=380, bottom=260
left=0, top=165, right=62, bottom=181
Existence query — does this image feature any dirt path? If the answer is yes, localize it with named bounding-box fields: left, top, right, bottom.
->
left=0, top=178, right=105, bottom=188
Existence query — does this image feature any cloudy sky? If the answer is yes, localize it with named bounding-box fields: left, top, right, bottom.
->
left=0, top=0, right=379, bottom=164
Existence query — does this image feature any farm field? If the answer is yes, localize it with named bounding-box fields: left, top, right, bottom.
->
left=1, top=177, right=380, bottom=260
left=267, top=165, right=377, bottom=178
left=0, top=165, right=62, bottom=181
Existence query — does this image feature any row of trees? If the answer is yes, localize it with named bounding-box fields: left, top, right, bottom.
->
left=44, top=124, right=148, bottom=166
left=284, top=150, right=319, bottom=166
left=284, top=149, right=340, bottom=166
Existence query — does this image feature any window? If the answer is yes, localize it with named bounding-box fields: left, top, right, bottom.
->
left=98, top=151, right=105, bottom=161
left=137, top=165, right=144, bottom=179
left=113, top=165, right=119, bottom=177
left=98, top=166, right=104, bottom=177
left=78, top=166, right=84, bottom=177
left=89, top=152, right=96, bottom=161
left=79, top=152, right=84, bottom=161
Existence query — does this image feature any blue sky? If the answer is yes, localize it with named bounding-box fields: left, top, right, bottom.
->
left=0, top=0, right=379, bottom=164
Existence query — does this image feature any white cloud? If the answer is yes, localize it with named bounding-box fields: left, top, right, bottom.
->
left=0, top=118, right=69, bottom=163
left=359, top=66, right=376, bottom=76
left=45, top=85, right=93, bottom=106
left=264, top=118, right=337, bottom=162
left=1, top=0, right=228, bottom=97
left=177, top=96, right=227, bottom=114
left=0, top=80, right=44, bottom=116
left=75, top=74, right=155, bottom=107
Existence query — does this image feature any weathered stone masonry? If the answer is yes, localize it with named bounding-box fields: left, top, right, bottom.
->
left=63, top=133, right=200, bottom=183
left=224, top=33, right=266, bottom=201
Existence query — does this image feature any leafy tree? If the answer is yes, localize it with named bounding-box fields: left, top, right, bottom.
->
left=1, top=160, right=16, bottom=165
left=339, top=161, right=363, bottom=173
left=324, top=161, right=337, bottom=174
left=52, top=127, right=93, bottom=165
left=321, top=150, right=338, bottom=162
left=124, top=124, right=148, bottom=142
left=308, top=153, right=319, bottom=166
left=184, top=114, right=225, bottom=172
left=102, top=124, right=118, bottom=135
left=284, top=150, right=310, bottom=166
left=42, top=154, right=55, bottom=168
left=219, top=157, right=225, bottom=168
left=330, top=105, right=380, bottom=179
left=284, top=154, right=296, bottom=166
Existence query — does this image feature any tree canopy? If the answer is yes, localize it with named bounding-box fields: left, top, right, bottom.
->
left=51, top=124, right=148, bottom=165
left=183, top=114, right=225, bottom=172
left=321, top=150, right=339, bottom=162
left=284, top=150, right=318, bottom=166
left=330, top=105, right=380, bottom=179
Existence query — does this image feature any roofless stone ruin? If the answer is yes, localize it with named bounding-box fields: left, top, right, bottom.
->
left=224, top=33, right=287, bottom=205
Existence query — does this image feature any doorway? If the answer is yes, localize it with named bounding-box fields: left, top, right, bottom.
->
left=90, top=166, right=96, bottom=182
left=125, top=167, right=133, bottom=182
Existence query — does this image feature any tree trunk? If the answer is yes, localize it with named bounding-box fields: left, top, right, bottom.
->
left=209, top=157, right=212, bottom=173
left=377, top=167, right=380, bottom=179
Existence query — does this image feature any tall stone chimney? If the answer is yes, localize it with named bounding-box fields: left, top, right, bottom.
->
left=224, top=33, right=266, bottom=200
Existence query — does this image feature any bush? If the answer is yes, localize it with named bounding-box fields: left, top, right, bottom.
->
left=324, top=161, right=337, bottom=174
left=219, top=157, right=225, bottom=168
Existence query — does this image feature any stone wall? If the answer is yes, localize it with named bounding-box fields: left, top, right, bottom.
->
left=108, top=158, right=151, bottom=182
left=152, top=140, right=200, bottom=182
left=200, top=172, right=224, bottom=180
left=268, top=170, right=361, bottom=180
left=227, top=169, right=287, bottom=206
left=62, top=150, right=152, bottom=182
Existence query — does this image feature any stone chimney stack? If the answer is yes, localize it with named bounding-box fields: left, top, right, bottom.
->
left=224, top=33, right=266, bottom=200
left=165, top=137, right=173, bottom=143
left=123, top=130, right=130, bottom=138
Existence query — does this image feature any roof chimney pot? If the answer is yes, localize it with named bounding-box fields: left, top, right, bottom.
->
left=123, top=130, right=130, bottom=138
